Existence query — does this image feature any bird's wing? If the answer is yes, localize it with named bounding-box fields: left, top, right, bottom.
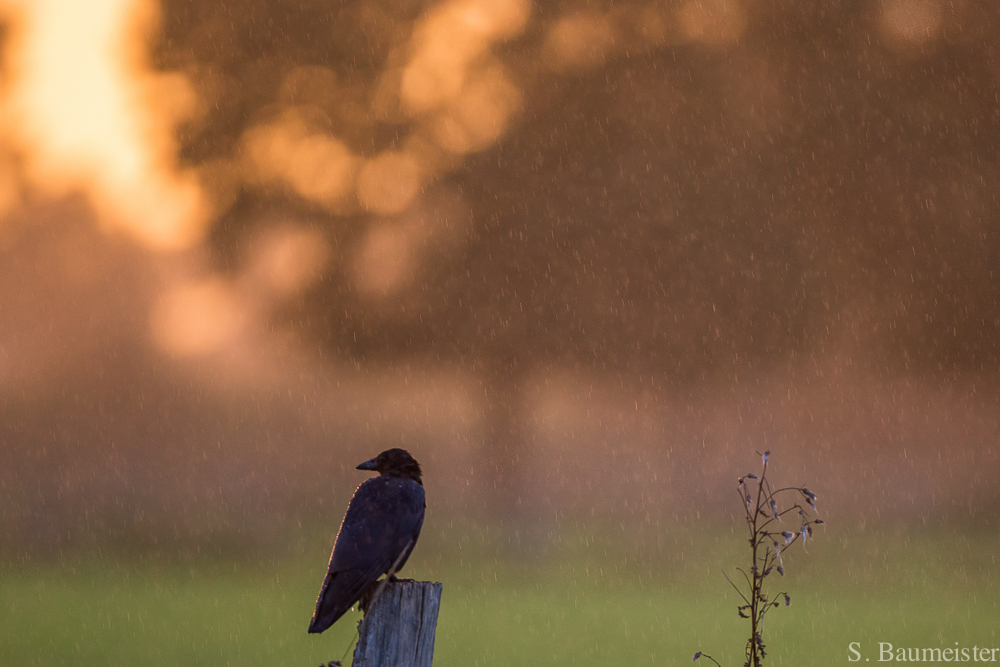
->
left=308, top=477, right=425, bottom=633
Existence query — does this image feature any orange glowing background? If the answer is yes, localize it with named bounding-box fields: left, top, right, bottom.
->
left=0, top=0, right=210, bottom=250
left=0, top=0, right=959, bottom=259
left=0, top=0, right=997, bottom=561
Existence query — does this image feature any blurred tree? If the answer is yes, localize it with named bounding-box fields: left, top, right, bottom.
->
left=155, top=0, right=1000, bottom=515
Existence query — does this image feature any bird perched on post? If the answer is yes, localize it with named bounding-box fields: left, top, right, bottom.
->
left=308, top=448, right=426, bottom=634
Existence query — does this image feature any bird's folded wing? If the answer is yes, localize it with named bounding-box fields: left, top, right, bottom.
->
left=308, top=479, right=424, bottom=633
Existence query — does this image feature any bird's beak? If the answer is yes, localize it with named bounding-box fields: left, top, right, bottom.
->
left=356, top=458, right=379, bottom=471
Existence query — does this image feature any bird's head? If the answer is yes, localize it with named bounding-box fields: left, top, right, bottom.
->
left=357, top=448, right=423, bottom=485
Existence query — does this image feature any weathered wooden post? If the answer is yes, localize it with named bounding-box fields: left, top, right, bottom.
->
left=352, top=580, right=443, bottom=667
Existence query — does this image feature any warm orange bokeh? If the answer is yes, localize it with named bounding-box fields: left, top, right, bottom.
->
left=244, top=109, right=359, bottom=212
left=0, top=0, right=996, bottom=564
left=400, top=0, right=529, bottom=113
left=0, top=0, right=210, bottom=250
left=879, top=0, right=944, bottom=50
left=150, top=277, right=245, bottom=357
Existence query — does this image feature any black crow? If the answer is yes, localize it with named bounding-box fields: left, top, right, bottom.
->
left=308, top=448, right=425, bottom=634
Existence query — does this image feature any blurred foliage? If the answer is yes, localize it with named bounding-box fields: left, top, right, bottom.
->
left=2, top=0, right=999, bottom=554
left=153, top=0, right=1000, bottom=380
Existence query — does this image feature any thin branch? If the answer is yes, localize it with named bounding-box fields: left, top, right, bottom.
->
left=694, top=652, right=723, bottom=667
left=724, top=570, right=751, bottom=605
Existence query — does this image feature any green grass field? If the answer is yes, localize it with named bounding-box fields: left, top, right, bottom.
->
left=3, top=523, right=998, bottom=666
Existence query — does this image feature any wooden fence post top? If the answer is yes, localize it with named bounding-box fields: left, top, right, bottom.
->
left=352, top=580, right=443, bottom=667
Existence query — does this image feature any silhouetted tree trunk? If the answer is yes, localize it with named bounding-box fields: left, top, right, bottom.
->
left=477, top=359, right=532, bottom=521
